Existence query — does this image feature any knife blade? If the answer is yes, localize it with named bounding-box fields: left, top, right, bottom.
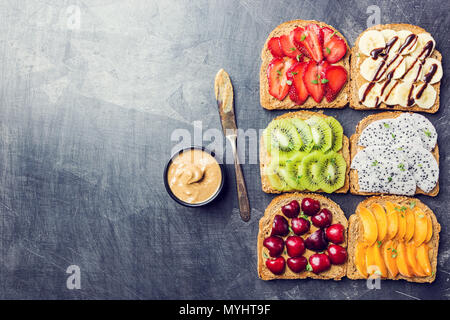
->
left=214, top=69, right=250, bottom=222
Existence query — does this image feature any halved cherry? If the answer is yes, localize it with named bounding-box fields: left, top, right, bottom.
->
left=266, top=256, right=286, bottom=275
left=263, top=236, right=284, bottom=257
left=271, top=214, right=290, bottom=236
left=322, top=27, right=347, bottom=63
left=322, top=65, right=347, bottom=102
left=267, top=37, right=284, bottom=58
left=303, top=60, right=329, bottom=103
left=287, top=256, right=308, bottom=273
left=286, top=236, right=306, bottom=257
left=267, top=57, right=295, bottom=100
left=309, top=253, right=331, bottom=274
left=293, top=24, right=324, bottom=62
left=287, top=62, right=309, bottom=105
left=327, top=244, right=348, bottom=265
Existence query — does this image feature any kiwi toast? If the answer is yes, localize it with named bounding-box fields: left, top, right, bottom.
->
left=350, top=112, right=439, bottom=196
left=260, top=111, right=350, bottom=194
left=350, top=24, right=442, bottom=113
left=258, top=193, right=348, bottom=280
left=346, top=196, right=440, bottom=283
left=260, top=20, right=350, bottom=110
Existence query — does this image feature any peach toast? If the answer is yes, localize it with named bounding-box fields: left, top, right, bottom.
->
left=347, top=195, right=440, bottom=282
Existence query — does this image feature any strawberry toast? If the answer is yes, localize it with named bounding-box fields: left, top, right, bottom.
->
left=260, top=20, right=350, bottom=110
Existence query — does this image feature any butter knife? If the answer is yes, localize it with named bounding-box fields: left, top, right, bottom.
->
left=214, top=69, right=250, bottom=222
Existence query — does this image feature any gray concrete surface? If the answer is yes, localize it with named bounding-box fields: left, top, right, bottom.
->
left=0, top=0, right=448, bottom=299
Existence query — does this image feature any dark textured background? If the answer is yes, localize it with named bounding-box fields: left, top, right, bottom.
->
left=0, top=0, right=448, bottom=299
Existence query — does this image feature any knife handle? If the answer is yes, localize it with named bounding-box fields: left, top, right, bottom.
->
left=227, top=135, right=250, bottom=222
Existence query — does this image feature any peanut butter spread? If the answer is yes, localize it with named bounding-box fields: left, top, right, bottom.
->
left=167, top=149, right=222, bottom=204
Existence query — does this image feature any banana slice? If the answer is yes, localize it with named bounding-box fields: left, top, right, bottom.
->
left=412, top=33, right=436, bottom=59
left=397, top=30, right=418, bottom=55
left=386, top=56, right=406, bottom=79
left=381, top=29, right=397, bottom=41
left=381, top=80, right=400, bottom=106
left=414, top=83, right=436, bottom=109
left=395, top=81, right=415, bottom=107
left=402, top=56, right=423, bottom=82
left=360, top=57, right=387, bottom=82
left=422, top=58, right=443, bottom=84
left=359, top=82, right=382, bottom=108
left=359, top=30, right=386, bottom=56
left=380, top=29, right=401, bottom=55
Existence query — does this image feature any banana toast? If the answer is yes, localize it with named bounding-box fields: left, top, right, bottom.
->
left=350, top=24, right=442, bottom=113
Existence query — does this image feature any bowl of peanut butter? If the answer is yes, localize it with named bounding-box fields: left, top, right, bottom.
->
left=164, top=146, right=225, bottom=207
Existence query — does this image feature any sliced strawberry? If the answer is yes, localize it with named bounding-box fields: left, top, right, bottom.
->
left=293, top=24, right=323, bottom=62
left=279, top=31, right=302, bottom=59
left=322, top=27, right=335, bottom=45
left=287, top=62, right=309, bottom=105
left=292, top=27, right=311, bottom=58
left=267, top=57, right=295, bottom=100
left=322, top=65, right=348, bottom=102
left=268, top=37, right=284, bottom=57
left=303, top=61, right=329, bottom=103
left=322, top=27, right=347, bottom=63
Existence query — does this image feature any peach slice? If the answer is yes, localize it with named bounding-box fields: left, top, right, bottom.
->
left=385, top=202, right=399, bottom=240
left=367, top=243, right=388, bottom=278
left=355, top=242, right=368, bottom=278
left=395, top=205, right=407, bottom=241
left=365, top=245, right=377, bottom=276
left=396, top=242, right=413, bottom=277
left=406, top=243, right=427, bottom=277
left=358, top=207, right=378, bottom=246
left=404, top=208, right=415, bottom=242
left=413, top=208, right=428, bottom=247
left=416, top=244, right=432, bottom=276
left=370, top=203, right=387, bottom=242
left=382, top=240, right=398, bottom=277
left=425, top=214, right=433, bottom=243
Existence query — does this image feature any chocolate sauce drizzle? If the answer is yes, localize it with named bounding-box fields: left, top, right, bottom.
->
left=415, top=63, right=437, bottom=99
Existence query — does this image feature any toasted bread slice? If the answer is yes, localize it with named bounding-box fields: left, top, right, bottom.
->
left=346, top=196, right=440, bottom=283
left=349, top=112, right=439, bottom=196
left=258, top=193, right=348, bottom=280
left=260, top=20, right=350, bottom=110
left=260, top=110, right=350, bottom=194
left=350, top=23, right=441, bottom=113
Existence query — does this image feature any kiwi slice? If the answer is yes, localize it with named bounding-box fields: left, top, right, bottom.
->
left=265, top=161, right=291, bottom=192
left=305, top=116, right=333, bottom=153
left=289, top=118, right=314, bottom=152
left=264, top=119, right=301, bottom=161
left=324, top=117, right=343, bottom=152
left=300, top=151, right=326, bottom=192
left=318, top=152, right=346, bottom=193
left=285, top=153, right=307, bottom=190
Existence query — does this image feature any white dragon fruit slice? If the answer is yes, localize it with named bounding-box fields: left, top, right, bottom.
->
left=406, top=146, right=439, bottom=193
left=356, top=158, right=414, bottom=195
left=351, top=146, right=406, bottom=170
left=358, top=119, right=398, bottom=147
left=385, top=167, right=416, bottom=196
left=396, top=113, right=437, bottom=151
left=390, top=118, right=423, bottom=147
